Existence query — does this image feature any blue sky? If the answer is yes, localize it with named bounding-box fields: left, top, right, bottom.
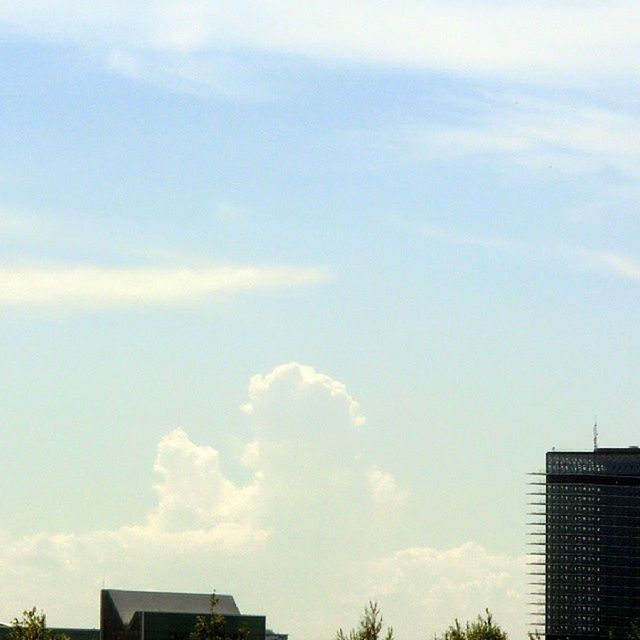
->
left=2, top=2, right=640, bottom=639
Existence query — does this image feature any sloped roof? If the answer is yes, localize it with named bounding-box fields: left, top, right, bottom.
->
left=104, top=589, right=240, bottom=624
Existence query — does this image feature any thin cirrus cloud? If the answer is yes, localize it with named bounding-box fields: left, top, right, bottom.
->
left=571, top=249, right=640, bottom=281
left=419, top=224, right=640, bottom=283
left=371, top=96, right=640, bottom=177
left=1, top=2, right=640, bottom=83
left=0, top=264, right=329, bottom=307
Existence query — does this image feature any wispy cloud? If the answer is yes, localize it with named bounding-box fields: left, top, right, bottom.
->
left=213, top=200, right=251, bottom=224
left=421, top=225, right=520, bottom=254
left=0, top=264, right=328, bottom=307
left=0, top=211, right=46, bottom=240
left=381, top=97, right=640, bottom=176
left=104, top=49, right=267, bottom=98
left=569, top=248, right=640, bottom=281
left=418, top=223, right=640, bottom=283
left=2, top=2, right=640, bottom=88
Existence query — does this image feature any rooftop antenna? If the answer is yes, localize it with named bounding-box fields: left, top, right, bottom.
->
left=593, top=416, right=599, bottom=451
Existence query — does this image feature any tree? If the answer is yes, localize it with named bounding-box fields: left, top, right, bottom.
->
left=188, top=594, right=249, bottom=640
left=9, top=608, right=70, bottom=640
left=627, top=619, right=640, bottom=640
left=335, top=601, right=394, bottom=640
left=434, top=610, right=508, bottom=640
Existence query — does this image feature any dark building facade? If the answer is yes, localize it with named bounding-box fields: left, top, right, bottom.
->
left=530, top=448, right=640, bottom=640
left=1, top=590, right=268, bottom=640
left=101, top=589, right=265, bottom=640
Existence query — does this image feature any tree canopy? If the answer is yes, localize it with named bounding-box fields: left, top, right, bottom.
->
left=9, top=608, right=70, bottom=640
left=335, top=601, right=394, bottom=640
left=335, top=604, right=512, bottom=640
left=188, top=594, right=248, bottom=640
left=433, top=610, right=508, bottom=640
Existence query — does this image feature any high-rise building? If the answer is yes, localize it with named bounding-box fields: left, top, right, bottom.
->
left=530, top=447, right=640, bottom=640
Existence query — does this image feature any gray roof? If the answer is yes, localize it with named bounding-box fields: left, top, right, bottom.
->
left=105, top=589, right=240, bottom=624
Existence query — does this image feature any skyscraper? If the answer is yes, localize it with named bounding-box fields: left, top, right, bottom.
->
left=530, top=447, right=640, bottom=640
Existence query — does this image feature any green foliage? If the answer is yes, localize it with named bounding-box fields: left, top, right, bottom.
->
left=335, top=601, right=394, bottom=640
left=627, top=619, right=640, bottom=640
left=188, top=594, right=248, bottom=640
left=434, top=610, right=507, bottom=640
left=9, top=608, right=70, bottom=640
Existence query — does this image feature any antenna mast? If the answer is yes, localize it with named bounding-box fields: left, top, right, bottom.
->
left=593, top=416, right=598, bottom=451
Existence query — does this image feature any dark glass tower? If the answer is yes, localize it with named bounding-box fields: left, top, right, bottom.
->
left=530, top=448, right=640, bottom=640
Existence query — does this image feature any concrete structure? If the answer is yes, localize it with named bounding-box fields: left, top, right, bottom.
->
left=530, top=447, right=640, bottom=640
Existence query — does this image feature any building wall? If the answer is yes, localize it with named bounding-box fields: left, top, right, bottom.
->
left=136, top=612, right=265, bottom=640
left=543, top=449, right=640, bottom=640
left=101, top=590, right=126, bottom=640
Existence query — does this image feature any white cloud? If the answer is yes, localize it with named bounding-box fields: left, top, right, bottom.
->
left=240, top=440, right=260, bottom=469
left=241, top=361, right=366, bottom=427
left=385, top=97, right=640, bottom=176
left=417, top=222, right=640, bottom=284
left=569, top=248, right=640, bottom=281
left=368, top=467, right=409, bottom=512
left=367, top=543, right=527, bottom=640
left=149, top=428, right=263, bottom=531
left=104, top=48, right=265, bottom=97
left=0, top=264, right=328, bottom=307
left=420, top=225, right=520, bottom=254
left=1, top=2, right=640, bottom=86
left=0, top=212, right=45, bottom=240
left=238, top=363, right=373, bottom=556
left=0, top=363, right=414, bottom=636
left=0, top=363, right=524, bottom=640
left=213, top=201, right=249, bottom=224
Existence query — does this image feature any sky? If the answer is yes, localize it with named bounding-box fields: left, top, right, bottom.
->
left=1, top=2, right=640, bottom=638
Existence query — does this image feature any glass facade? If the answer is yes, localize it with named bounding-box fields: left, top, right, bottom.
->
left=530, top=448, right=640, bottom=640
left=101, top=590, right=265, bottom=640
left=131, top=611, right=265, bottom=640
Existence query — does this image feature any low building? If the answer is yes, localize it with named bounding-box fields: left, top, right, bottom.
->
left=101, top=589, right=265, bottom=640
left=1, top=590, right=266, bottom=640
left=0, top=625, right=99, bottom=640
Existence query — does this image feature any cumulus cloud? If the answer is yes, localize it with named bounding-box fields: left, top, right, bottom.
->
left=242, top=361, right=366, bottom=427
left=0, top=264, right=328, bottom=307
left=367, top=544, right=527, bottom=640
left=149, top=428, right=263, bottom=531
left=0, top=363, right=523, bottom=640
left=237, top=364, right=376, bottom=565
left=368, top=467, right=409, bottom=512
